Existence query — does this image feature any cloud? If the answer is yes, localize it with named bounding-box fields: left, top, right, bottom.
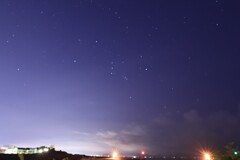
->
left=86, top=109, right=240, bottom=155
left=146, top=110, right=240, bottom=154
left=8, top=109, right=240, bottom=155
left=94, top=125, right=146, bottom=154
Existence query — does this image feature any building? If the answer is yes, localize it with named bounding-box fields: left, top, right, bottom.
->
left=0, top=145, right=53, bottom=154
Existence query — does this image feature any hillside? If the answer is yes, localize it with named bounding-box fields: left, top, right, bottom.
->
left=0, top=150, right=103, bottom=160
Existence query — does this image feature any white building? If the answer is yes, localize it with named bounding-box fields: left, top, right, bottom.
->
left=0, top=145, right=52, bottom=154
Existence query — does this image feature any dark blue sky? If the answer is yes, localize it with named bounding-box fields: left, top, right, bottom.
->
left=0, top=0, right=240, bottom=155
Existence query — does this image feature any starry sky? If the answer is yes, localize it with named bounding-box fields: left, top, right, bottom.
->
left=1, top=0, right=240, bottom=156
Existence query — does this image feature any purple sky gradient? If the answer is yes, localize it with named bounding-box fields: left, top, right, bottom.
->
left=0, top=0, right=240, bottom=155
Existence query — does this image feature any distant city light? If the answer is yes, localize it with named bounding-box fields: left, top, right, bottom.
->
left=141, top=151, right=145, bottom=155
left=43, top=148, right=49, bottom=152
left=38, top=149, right=43, bottom=153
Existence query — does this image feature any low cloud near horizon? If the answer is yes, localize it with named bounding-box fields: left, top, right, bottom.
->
left=3, top=109, right=240, bottom=155
left=86, top=109, right=240, bottom=155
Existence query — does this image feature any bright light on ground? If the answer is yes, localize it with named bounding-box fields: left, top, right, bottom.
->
left=112, top=151, right=118, bottom=159
left=204, top=153, right=211, bottom=160
left=38, top=149, right=43, bottom=153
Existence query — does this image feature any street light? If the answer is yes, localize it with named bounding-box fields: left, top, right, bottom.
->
left=112, top=151, right=118, bottom=159
left=140, top=150, right=145, bottom=160
left=204, top=153, right=211, bottom=160
left=234, top=151, right=238, bottom=156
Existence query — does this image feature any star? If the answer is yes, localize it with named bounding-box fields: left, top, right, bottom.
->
left=122, top=76, right=128, bottom=81
left=78, top=39, right=82, bottom=43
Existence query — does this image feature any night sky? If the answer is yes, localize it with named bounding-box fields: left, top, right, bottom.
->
left=1, top=0, right=240, bottom=156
